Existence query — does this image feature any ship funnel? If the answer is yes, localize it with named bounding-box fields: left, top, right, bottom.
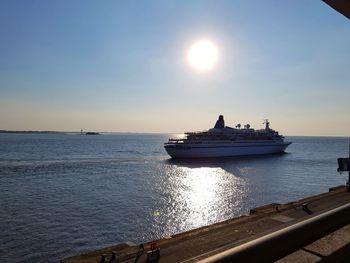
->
left=214, top=115, right=225, bottom=129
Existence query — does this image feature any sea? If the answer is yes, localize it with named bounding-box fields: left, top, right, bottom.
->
left=0, top=133, right=348, bottom=263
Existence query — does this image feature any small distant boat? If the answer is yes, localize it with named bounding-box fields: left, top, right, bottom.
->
left=164, top=115, right=291, bottom=158
left=79, top=129, right=100, bottom=135
left=85, top=132, right=100, bottom=135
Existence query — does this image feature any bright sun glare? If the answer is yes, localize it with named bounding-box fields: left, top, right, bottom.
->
left=187, top=40, right=219, bottom=72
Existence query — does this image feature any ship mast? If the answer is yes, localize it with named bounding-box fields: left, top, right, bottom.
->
left=263, top=119, right=270, bottom=130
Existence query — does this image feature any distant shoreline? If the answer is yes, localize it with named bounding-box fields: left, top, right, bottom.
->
left=0, top=130, right=102, bottom=135
left=0, top=130, right=67, bottom=134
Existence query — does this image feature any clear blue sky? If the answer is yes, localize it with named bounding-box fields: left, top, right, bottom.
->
left=0, top=0, right=349, bottom=135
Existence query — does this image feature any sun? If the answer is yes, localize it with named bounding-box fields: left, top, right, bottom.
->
left=187, top=40, right=219, bottom=72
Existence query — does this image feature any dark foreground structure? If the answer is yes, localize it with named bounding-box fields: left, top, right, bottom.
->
left=64, top=185, right=350, bottom=263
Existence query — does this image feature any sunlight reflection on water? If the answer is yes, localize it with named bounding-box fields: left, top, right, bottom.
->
left=151, top=164, right=248, bottom=238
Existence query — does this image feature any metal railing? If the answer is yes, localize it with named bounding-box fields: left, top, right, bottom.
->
left=198, top=203, right=350, bottom=263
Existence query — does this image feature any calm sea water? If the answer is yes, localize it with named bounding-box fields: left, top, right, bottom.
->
left=0, top=133, right=348, bottom=263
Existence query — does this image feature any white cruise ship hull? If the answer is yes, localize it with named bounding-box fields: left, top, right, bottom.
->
left=164, top=141, right=291, bottom=159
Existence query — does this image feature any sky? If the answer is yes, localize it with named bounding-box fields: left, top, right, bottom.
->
left=0, top=0, right=349, bottom=135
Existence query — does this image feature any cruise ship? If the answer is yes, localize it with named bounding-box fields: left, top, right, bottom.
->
left=164, top=115, right=291, bottom=158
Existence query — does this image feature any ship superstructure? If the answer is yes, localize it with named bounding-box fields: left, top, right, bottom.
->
left=164, top=115, right=291, bottom=158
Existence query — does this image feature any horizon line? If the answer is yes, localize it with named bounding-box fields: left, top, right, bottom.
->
left=0, top=129, right=349, bottom=138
